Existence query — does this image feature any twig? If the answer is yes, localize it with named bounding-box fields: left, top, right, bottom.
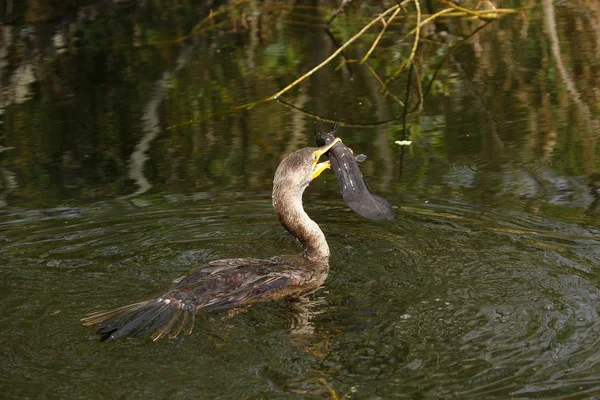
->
left=190, top=0, right=249, bottom=34
left=360, top=6, right=402, bottom=64
left=422, top=21, right=492, bottom=101
left=407, top=0, right=421, bottom=66
left=401, top=61, right=414, bottom=140
left=404, top=8, right=518, bottom=42
left=141, top=0, right=248, bottom=46
left=320, top=379, right=340, bottom=400
left=397, top=60, right=416, bottom=176
left=236, top=1, right=410, bottom=109
left=411, top=62, right=424, bottom=113
left=384, top=7, right=452, bottom=88
left=276, top=97, right=400, bottom=128
left=406, top=8, right=454, bottom=37
left=383, top=0, right=420, bottom=89
left=334, top=58, right=357, bottom=70
left=325, top=27, right=355, bottom=79
left=327, top=26, right=404, bottom=107
left=272, top=3, right=408, bottom=99
left=384, top=63, right=407, bottom=87
left=439, top=0, right=496, bottom=21
left=442, top=8, right=519, bottom=18
left=327, top=0, right=352, bottom=26
left=364, top=63, right=405, bottom=107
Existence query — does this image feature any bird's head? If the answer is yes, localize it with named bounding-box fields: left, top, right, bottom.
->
left=273, top=138, right=342, bottom=194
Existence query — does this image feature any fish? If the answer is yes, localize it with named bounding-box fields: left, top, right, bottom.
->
left=316, top=124, right=394, bottom=221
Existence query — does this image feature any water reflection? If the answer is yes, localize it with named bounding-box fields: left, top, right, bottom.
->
left=0, top=1, right=598, bottom=215
left=123, top=45, right=194, bottom=199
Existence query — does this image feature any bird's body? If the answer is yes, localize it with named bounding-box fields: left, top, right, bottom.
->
left=82, top=141, right=340, bottom=340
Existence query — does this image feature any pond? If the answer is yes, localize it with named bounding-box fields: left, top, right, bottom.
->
left=1, top=0, right=600, bottom=398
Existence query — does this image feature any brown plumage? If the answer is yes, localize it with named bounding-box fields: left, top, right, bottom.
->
left=82, top=141, right=340, bottom=341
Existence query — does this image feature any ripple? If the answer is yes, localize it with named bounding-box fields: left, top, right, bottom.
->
left=1, top=196, right=600, bottom=398
left=306, top=199, right=600, bottom=398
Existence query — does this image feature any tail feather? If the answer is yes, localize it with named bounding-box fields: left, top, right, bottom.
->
left=181, top=309, right=195, bottom=336
left=82, top=296, right=196, bottom=341
left=82, top=301, right=149, bottom=326
left=107, top=303, right=171, bottom=340
left=168, top=307, right=195, bottom=339
left=151, top=308, right=183, bottom=341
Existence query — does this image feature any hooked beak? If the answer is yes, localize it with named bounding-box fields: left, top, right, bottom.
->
left=311, top=137, right=342, bottom=180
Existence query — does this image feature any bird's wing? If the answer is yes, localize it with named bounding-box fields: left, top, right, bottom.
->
left=171, top=258, right=277, bottom=287
left=200, top=273, right=292, bottom=311
left=170, top=258, right=307, bottom=311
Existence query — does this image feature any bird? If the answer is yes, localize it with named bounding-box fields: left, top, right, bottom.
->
left=82, top=138, right=342, bottom=341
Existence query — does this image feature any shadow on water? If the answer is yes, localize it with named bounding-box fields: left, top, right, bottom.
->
left=1, top=0, right=600, bottom=398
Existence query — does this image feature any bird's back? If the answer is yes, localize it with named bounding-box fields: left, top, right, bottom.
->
left=82, top=256, right=328, bottom=340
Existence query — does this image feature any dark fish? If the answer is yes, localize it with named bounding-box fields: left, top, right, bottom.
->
left=316, top=124, right=394, bottom=220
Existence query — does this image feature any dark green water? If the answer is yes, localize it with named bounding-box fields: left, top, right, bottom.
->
left=1, top=0, right=600, bottom=398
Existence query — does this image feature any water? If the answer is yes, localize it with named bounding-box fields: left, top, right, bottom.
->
left=2, top=197, right=599, bottom=397
left=1, top=0, right=600, bottom=398
left=0, top=195, right=600, bottom=398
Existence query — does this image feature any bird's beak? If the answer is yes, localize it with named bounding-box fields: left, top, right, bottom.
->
left=311, top=161, right=331, bottom=180
left=311, top=137, right=342, bottom=180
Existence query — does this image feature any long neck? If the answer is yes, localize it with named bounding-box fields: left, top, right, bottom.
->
left=272, top=186, right=329, bottom=263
